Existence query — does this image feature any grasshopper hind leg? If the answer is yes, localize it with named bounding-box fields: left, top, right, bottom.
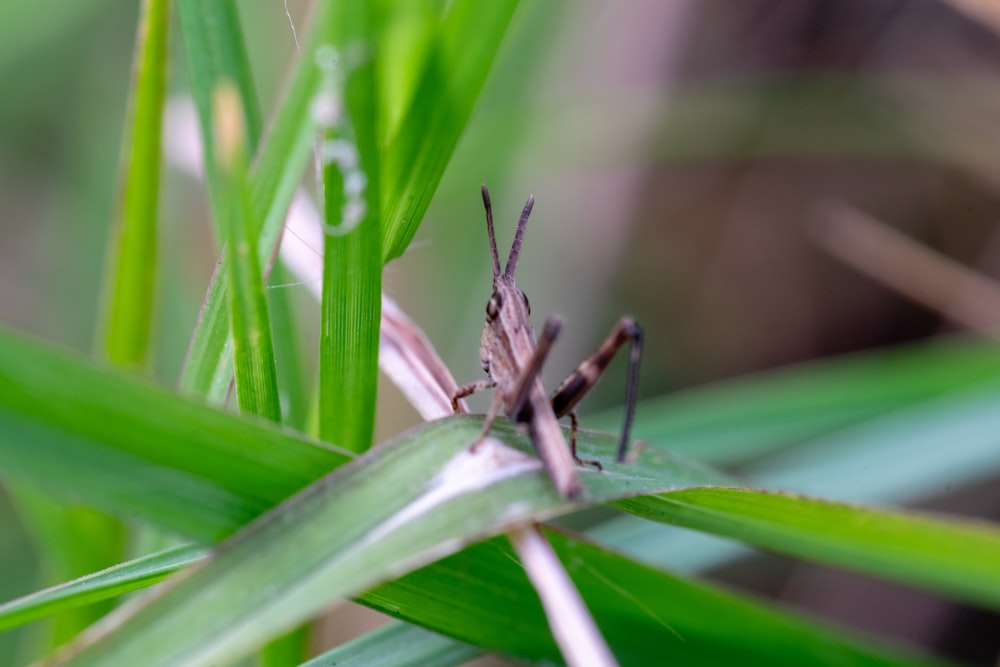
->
left=551, top=316, right=642, bottom=463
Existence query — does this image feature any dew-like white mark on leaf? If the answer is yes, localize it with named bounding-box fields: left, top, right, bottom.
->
left=361, top=438, right=541, bottom=546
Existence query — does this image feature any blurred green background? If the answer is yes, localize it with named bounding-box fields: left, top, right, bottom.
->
left=4, top=0, right=1000, bottom=663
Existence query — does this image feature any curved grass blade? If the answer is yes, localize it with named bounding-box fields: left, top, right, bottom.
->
left=380, top=0, right=520, bottom=262
left=1, top=328, right=994, bottom=664
left=0, top=514, right=955, bottom=667
left=361, top=531, right=955, bottom=667
left=613, top=486, right=1000, bottom=612
left=27, top=415, right=962, bottom=667
left=175, top=0, right=266, bottom=406
left=590, top=337, right=1000, bottom=465
left=591, top=380, right=1000, bottom=574
left=0, top=545, right=204, bottom=632
left=0, top=327, right=349, bottom=542
left=0, top=530, right=951, bottom=667
left=32, top=416, right=727, bottom=666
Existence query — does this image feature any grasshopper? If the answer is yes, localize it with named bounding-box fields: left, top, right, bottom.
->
left=452, top=186, right=642, bottom=498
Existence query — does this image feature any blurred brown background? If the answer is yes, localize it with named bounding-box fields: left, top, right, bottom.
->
left=3, top=0, right=1000, bottom=663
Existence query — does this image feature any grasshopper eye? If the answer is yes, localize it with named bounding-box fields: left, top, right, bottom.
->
left=486, top=291, right=503, bottom=321
left=518, top=289, right=530, bottom=315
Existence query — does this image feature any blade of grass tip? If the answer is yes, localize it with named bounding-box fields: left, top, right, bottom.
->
left=317, top=5, right=382, bottom=453
left=213, top=82, right=281, bottom=422
left=98, top=0, right=169, bottom=369
left=380, top=0, right=519, bottom=262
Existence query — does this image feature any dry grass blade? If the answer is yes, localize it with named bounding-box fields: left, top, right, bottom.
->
left=380, top=294, right=469, bottom=420
left=941, top=0, right=1000, bottom=36
left=810, top=200, right=1000, bottom=335
left=509, top=525, right=620, bottom=667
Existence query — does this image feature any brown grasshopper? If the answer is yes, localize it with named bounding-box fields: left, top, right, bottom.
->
left=452, top=185, right=642, bottom=498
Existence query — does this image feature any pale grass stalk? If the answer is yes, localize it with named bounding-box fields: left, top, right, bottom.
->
left=812, top=200, right=1000, bottom=335
left=509, top=524, right=620, bottom=667
left=941, top=0, right=1000, bottom=36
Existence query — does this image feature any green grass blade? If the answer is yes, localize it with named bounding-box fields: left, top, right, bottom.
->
left=380, top=0, right=519, bottom=262
left=177, top=2, right=345, bottom=400
left=748, top=383, right=1000, bottom=504
left=587, top=383, right=1000, bottom=572
left=173, top=0, right=261, bottom=402
left=44, top=416, right=935, bottom=667
left=177, top=0, right=262, bottom=155
left=0, top=529, right=948, bottom=667
left=591, top=337, right=1000, bottom=465
left=319, top=207, right=382, bottom=452
left=362, top=532, right=954, bottom=667
left=18, top=0, right=168, bottom=647
left=178, top=1, right=524, bottom=404
left=6, top=490, right=126, bottom=647
left=176, top=0, right=261, bottom=240
left=266, top=263, right=310, bottom=429
left=0, top=545, right=204, bottom=632
left=317, top=4, right=382, bottom=452
left=98, top=0, right=169, bottom=368
left=3, top=329, right=993, bottom=664
left=179, top=265, right=236, bottom=403
left=301, top=622, right=483, bottom=667
left=0, top=327, right=348, bottom=542
left=377, top=0, right=439, bottom=145
left=214, top=84, right=281, bottom=421
left=614, top=487, right=1000, bottom=612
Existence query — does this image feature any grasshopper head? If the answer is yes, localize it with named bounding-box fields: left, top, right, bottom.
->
left=480, top=185, right=533, bottom=324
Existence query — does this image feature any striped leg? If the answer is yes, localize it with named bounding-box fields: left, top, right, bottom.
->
left=551, top=317, right=642, bottom=462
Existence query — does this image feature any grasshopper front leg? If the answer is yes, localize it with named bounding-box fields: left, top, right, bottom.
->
left=453, top=317, right=563, bottom=449
left=551, top=316, right=642, bottom=462
left=452, top=379, right=496, bottom=413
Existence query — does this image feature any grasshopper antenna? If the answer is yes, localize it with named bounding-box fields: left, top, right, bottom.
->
left=504, top=194, right=534, bottom=277
left=482, top=185, right=502, bottom=279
